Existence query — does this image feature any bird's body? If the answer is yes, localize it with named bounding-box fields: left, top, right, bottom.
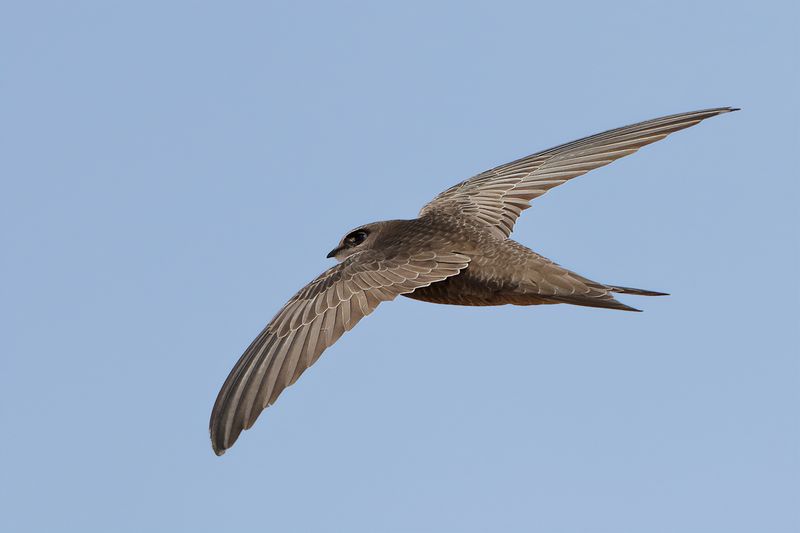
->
left=210, top=107, right=737, bottom=455
left=384, top=214, right=647, bottom=310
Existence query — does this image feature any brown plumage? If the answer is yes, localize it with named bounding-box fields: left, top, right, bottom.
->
left=210, top=107, right=737, bottom=455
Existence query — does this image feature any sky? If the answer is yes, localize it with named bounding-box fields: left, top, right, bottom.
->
left=1, top=1, right=798, bottom=532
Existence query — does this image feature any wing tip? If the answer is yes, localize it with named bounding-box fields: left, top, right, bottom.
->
left=210, top=427, right=229, bottom=456
left=709, top=106, right=740, bottom=115
left=677, top=106, right=739, bottom=120
left=690, top=106, right=739, bottom=119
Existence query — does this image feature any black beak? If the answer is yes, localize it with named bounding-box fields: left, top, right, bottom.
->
left=326, top=246, right=342, bottom=259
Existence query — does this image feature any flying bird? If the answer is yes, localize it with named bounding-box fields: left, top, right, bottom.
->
left=210, top=107, right=737, bottom=455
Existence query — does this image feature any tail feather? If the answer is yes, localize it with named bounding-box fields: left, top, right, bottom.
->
left=553, top=284, right=669, bottom=312
left=607, top=285, right=669, bottom=297
left=547, top=293, right=643, bottom=312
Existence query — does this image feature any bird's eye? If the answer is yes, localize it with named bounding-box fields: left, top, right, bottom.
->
left=345, top=230, right=368, bottom=246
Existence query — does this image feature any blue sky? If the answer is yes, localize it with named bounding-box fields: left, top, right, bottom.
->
left=2, top=1, right=797, bottom=532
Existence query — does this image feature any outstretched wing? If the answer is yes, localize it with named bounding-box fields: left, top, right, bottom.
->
left=420, top=107, right=737, bottom=238
left=210, top=249, right=470, bottom=455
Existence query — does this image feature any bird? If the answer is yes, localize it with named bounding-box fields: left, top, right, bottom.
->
left=210, top=107, right=737, bottom=455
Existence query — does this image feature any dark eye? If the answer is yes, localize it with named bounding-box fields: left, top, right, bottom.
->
left=345, top=230, right=368, bottom=246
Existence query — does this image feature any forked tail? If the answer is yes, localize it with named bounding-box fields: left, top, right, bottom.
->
left=607, top=285, right=669, bottom=297
left=606, top=285, right=669, bottom=296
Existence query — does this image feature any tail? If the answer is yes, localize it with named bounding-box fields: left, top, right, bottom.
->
left=607, top=285, right=669, bottom=297
left=518, top=249, right=669, bottom=312
left=547, top=284, right=667, bottom=313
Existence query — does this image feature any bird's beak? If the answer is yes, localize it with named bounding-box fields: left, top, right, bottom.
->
left=326, top=246, right=342, bottom=259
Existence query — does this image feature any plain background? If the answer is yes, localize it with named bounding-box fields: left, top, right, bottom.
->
left=2, top=1, right=797, bottom=532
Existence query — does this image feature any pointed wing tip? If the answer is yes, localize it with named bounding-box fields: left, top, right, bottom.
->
left=210, top=430, right=227, bottom=456
left=709, top=106, right=740, bottom=115
left=209, top=417, right=235, bottom=456
left=687, top=106, right=739, bottom=119
left=687, top=106, right=739, bottom=118
left=211, top=430, right=232, bottom=456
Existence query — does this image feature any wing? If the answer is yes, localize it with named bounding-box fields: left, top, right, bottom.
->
left=420, top=107, right=737, bottom=238
left=209, top=249, right=470, bottom=455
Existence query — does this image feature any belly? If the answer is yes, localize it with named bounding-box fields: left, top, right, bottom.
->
left=403, top=266, right=552, bottom=307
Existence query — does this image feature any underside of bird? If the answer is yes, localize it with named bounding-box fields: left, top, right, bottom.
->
left=405, top=277, right=667, bottom=312
left=402, top=238, right=667, bottom=312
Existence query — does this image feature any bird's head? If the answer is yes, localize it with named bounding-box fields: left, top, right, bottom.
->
left=326, top=222, right=386, bottom=262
